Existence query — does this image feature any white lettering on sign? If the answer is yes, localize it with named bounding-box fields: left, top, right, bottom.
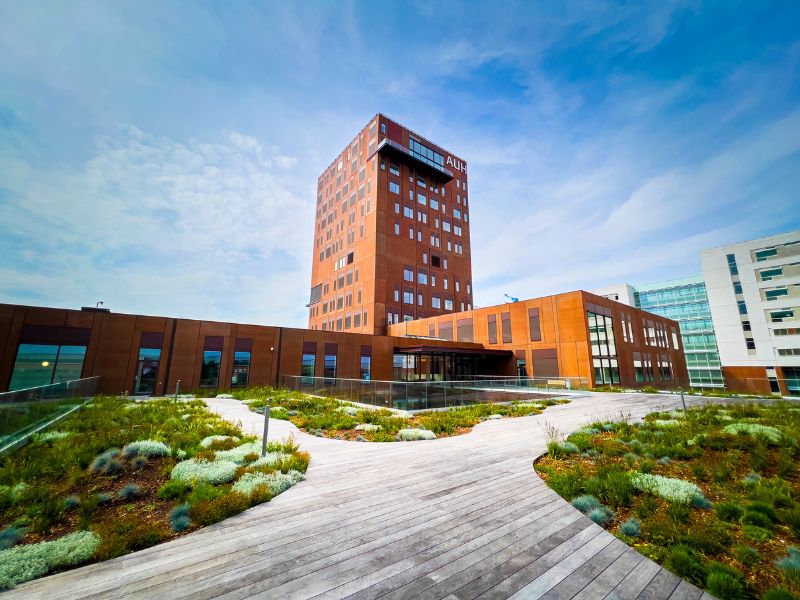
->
left=446, top=156, right=467, bottom=175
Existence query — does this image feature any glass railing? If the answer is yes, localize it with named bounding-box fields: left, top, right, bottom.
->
left=281, top=375, right=588, bottom=411
left=0, top=377, right=101, bottom=454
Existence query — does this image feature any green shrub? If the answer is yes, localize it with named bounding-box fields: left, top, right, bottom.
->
left=158, top=479, right=191, bottom=501
left=734, top=545, right=759, bottom=567
left=547, top=471, right=584, bottom=500
left=635, top=496, right=659, bottom=520
left=743, top=524, right=772, bottom=542
left=683, top=523, right=731, bottom=554
left=619, top=518, right=641, bottom=537
left=566, top=432, right=593, bottom=451
left=571, top=495, right=600, bottom=513
left=666, top=502, right=690, bottom=523
left=79, top=494, right=100, bottom=530
left=93, top=518, right=165, bottom=560
left=63, top=495, right=81, bottom=510
left=706, top=571, right=747, bottom=600
left=188, top=492, right=250, bottom=526
left=665, top=545, right=706, bottom=585
left=712, top=462, right=734, bottom=483
left=0, top=531, right=100, bottom=590
left=715, top=501, right=744, bottom=522
left=28, top=496, right=63, bottom=533
left=199, top=435, right=239, bottom=449
left=187, top=481, right=224, bottom=504
left=601, top=471, right=634, bottom=509
left=748, top=501, right=777, bottom=521
left=751, top=478, right=794, bottom=508
left=780, top=506, right=800, bottom=534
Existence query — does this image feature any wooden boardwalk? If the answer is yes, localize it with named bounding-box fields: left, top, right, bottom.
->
left=8, top=392, right=714, bottom=600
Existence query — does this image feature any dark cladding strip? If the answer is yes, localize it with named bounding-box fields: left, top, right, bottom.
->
left=140, top=331, right=164, bottom=348
left=302, top=341, right=317, bottom=354
left=19, top=325, right=91, bottom=346
left=235, top=338, right=253, bottom=352
left=204, top=336, right=224, bottom=351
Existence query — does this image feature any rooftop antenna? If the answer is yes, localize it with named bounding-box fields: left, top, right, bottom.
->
left=96, top=300, right=104, bottom=308
left=504, top=294, right=519, bottom=303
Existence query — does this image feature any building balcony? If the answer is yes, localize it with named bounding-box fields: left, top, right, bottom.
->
left=374, top=138, right=454, bottom=183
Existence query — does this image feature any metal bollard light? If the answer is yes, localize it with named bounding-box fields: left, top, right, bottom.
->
left=261, top=397, right=272, bottom=457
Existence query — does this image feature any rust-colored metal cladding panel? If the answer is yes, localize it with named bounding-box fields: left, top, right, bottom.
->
left=722, top=366, right=771, bottom=395
left=307, top=114, right=474, bottom=336
left=387, top=290, right=690, bottom=389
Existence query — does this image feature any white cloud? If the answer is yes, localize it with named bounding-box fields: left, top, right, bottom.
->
left=0, top=126, right=314, bottom=326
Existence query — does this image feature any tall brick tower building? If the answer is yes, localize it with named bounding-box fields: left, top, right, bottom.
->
left=308, top=114, right=473, bottom=335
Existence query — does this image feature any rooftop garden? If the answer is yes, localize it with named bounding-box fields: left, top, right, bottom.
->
left=235, top=386, right=569, bottom=441
left=0, top=396, right=308, bottom=590
left=535, top=402, right=800, bottom=599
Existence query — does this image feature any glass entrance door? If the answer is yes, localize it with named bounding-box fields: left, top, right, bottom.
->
left=134, top=348, right=161, bottom=395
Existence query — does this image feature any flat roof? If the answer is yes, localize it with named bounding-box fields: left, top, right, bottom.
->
left=394, top=345, right=512, bottom=356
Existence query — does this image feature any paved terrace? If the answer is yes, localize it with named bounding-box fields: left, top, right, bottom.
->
left=9, top=393, right=713, bottom=600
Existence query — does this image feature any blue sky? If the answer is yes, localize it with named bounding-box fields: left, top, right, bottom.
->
left=1, top=1, right=798, bottom=326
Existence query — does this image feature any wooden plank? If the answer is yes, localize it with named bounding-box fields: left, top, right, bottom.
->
left=635, top=568, right=681, bottom=600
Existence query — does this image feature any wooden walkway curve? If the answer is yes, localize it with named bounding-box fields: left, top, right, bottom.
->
left=7, top=392, right=714, bottom=599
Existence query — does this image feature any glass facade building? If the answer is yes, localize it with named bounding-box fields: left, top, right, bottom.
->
left=634, top=276, right=724, bottom=387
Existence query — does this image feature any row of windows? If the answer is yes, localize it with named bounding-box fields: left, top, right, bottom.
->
left=301, top=352, right=372, bottom=381
left=319, top=310, right=369, bottom=332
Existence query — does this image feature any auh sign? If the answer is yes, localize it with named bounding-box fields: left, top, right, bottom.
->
left=446, top=155, right=467, bottom=175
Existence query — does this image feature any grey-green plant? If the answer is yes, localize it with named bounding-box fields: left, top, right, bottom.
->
left=122, top=440, right=171, bottom=458
left=170, top=458, right=238, bottom=485
left=587, top=505, right=614, bottom=526
left=232, top=470, right=304, bottom=497
left=397, top=428, right=436, bottom=441
left=0, top=531, right=100, bottom=590
left=619, top=518, right=641, bottom=537
left=118, top=484, right=142, bottom=500
left=571, top=495, right=600, bottom=513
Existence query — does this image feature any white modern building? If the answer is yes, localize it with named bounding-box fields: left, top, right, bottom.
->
left=700, top=231, right=800, bottom=396
left=591, top=283, right=637, bottom=306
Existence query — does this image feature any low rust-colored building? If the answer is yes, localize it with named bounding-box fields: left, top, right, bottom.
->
left=0, top=291, right=689, bottom=395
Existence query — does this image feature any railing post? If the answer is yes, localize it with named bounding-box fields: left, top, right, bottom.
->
left=174, top=379, right=180, bottom=401
left=261, top=397, right=272, bottom=457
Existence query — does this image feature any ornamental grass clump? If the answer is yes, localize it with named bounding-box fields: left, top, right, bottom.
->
left=0, top=526, right=24, bottom=550
left=776, top=547, right=800, bottom=588
left=619, top=518, right=641, bottom=537
left=169, top=504, right=191, bottom=532
left=631, top=473, right=704, bottom=505
left=0, top=531, right=100, bottom=590
left=122, top=440, right=171, bottom=458
left=118, top=484, right=142, bottom=500
left=171, top=459, right=238, bottom=485
left=571, top=495, right=601, bottom=513
left=588, top=505, right=614, bottom=526
left=397, top=428, right=437, bottom=441
left=89, top=448, right=123, bottom=475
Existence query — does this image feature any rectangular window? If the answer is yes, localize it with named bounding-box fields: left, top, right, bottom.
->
left=301, top=353, right=316, bottom=379
left=324, top=354, right=337, bottom=379
left=488, top=314, right=498, bottom=344
left=389, top=164, right=400, bottom=176
left=727, top=253, right=738, bottom=276
left=403, top=268, right=413, bottom=282
left=360, top=355, right=371, bottom=380
left=394, top=223, right=399, bottom=236
left=528, top=308, right=541, bottom=342
left=443, top=221, right=451, bottom=233
left=200, top=350, right=222, bottom=388
left=389, top=181, right=400, bottom=195
left=765, top=288, right=789, bottom=300
left=417, top=193, right=426, bottom=206
left=501, top=312, right=512, bottom=343
left=439, top=321, right=453, bottom=341
left=403, top=291, right=414, bottom=304
left=432, top=295, right=441, bottom=309
left=457, top=318, right=474, bottom=342
left=737, top=300, right=748, bottom=315
left=231, top=351, right=251, bottom=387
left=755, top=248, right=778, bottom=262
left=418, top=270, right=428, bottom=285
left=430, top=198, right=439, bottom=210
left=9, top=343, right=88, bottom=391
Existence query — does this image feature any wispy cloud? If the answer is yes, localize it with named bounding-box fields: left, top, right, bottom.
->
left=0, top=0, right=798, bottom=325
